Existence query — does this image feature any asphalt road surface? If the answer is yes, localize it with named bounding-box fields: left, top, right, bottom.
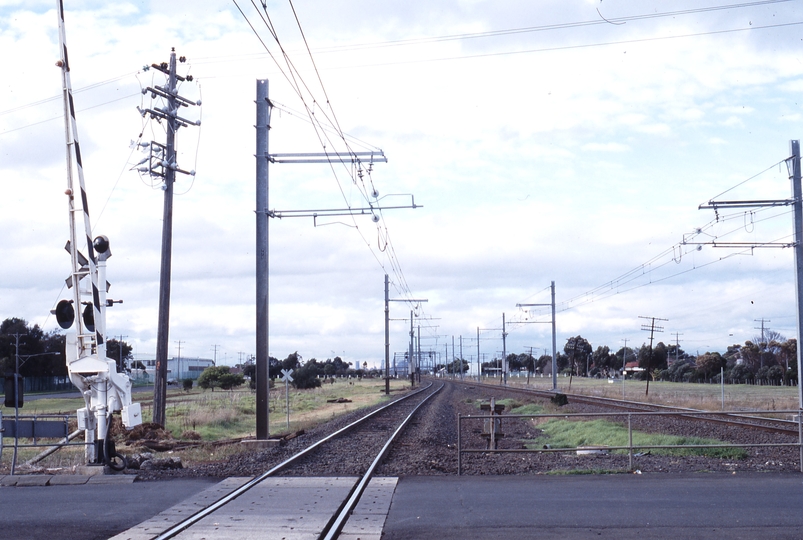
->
left=2, top=473, right=803, bottom=539
left=0, top=478, right=217, bottom=540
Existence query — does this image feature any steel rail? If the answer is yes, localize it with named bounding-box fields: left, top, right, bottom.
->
left=320, top=383, right=443, bottom=540
left=453, top=378, right=801, bottom=435
left=152, top=382, right=435, bottom=540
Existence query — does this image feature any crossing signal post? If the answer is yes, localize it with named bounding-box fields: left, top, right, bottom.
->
left=55, top=3, right=141, bottom=469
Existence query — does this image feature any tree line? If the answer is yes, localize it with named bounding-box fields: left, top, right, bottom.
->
left=0, top=317, right=132, bottom=378
left=471, top=334, right=798, bottom=385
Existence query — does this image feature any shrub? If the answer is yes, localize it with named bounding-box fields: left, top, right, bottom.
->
left=197, top=366, right=244, bottom=391
left=292, top=363, right=322, bottom=390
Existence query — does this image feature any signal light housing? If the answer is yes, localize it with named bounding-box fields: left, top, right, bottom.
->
left=82, top=304, right=95, bottom=333
left=55, top=299, right=75, bottom=329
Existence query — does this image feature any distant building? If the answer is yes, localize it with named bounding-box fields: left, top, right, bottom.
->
left=623, top=361, right=644, bottom=376
left=138, top=357, right=215, bottom=381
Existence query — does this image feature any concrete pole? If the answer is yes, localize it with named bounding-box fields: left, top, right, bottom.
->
left=551, top=281, right=558, bottom=392
left=451, top=336, right=455, bottom=379
left=409, top=310, right=414, bottom=387
left=255, top=79, right=270, bottom=439
left=477, top=327, right=481, bottom=382
left=384, top=274, right=390, bottom=394
left=502, top=313, right=507, bottom=385
left=445, top=344, right=448, bottom=377
left=789, top=140, right=803, bottom=413
left=416, top=325, right=421, bottom=382
left=460, top=335, right=464, bottom=380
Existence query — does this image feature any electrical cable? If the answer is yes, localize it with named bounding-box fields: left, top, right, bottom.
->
left=235, top=0, right=424, bottom=312
left=193, top=0, right=794, bottom=62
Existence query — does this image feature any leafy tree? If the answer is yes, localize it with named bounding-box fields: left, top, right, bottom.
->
left=292, top=361, right=321, bottom=389
left=729, top=363, right=753, bottom=383
left=535, top=354, right=551, bottom=374
left=0, top=318, right=65, bottom=378
left=695, top=352, right=726, bottom=379
left=330, top=356, right=351, bottom=375
left=448, top=358, right=469, bottom=374
left=665, top=358, right=696, bottom=382
left=785, top=339, right=798, bottom=384
left=182, top=378, right=193, bottom=392
left=239, top=361, right=256, bottom=389
left=268, top=356, right=282, bottom=378
left=555, top=352, right=569, bottom=373
left=637, top=342, right=668, bottom=379
left=738, top=341, right=761, bottom=373
left=766, top=365, right=784, bottom=384
left=773, top=339, right=796, bottom=385
left=665, top=343, right=690, bottom=363
left=106, top=338, right=133, bottom=371
left=564, top=336, right=592, bottom=376
left=723, top=344, right=742, bottom=365
left=197, top=366, right=241, bottom=391
left=591, top=346, right=616, bottom=377
left=505, top=353, right=527, bottom=372
left=282, top=352, right=302, bottom=372
left=218, top=372, right=245, bottom=390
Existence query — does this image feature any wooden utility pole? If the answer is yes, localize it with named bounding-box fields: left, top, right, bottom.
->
left=640, top=316, right=667, bottom=396
left=139, top=49, right=200, bottom=427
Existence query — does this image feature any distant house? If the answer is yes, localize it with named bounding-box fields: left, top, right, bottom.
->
left=623, top=361, right=644, bottom=376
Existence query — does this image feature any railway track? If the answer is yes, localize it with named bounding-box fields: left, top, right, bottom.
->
left=456, top=378, right=803, bottom=436
left=127, top=382, right=443, bottom=540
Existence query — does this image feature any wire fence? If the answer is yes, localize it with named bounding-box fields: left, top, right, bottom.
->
left=457, top=409, right=803, bottom=474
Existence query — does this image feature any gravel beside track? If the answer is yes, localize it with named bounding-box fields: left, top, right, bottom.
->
left=137, top=379, right=802, bottom=480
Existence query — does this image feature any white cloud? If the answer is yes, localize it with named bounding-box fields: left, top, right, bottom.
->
left=2, top=1, right=803, bottom=368
left=583, top=142, right=630, bottom=152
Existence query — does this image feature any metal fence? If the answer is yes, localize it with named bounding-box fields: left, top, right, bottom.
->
left=0, top=376, right=75, bottom=395
left=0, top=411, right=83, bottom=474
left=457, top=409, right=803, bottom=475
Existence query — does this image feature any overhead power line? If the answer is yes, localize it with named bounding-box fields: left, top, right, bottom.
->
left=517, top=160, right=795, bottom=321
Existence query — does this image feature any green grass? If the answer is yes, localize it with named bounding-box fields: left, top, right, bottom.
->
left=528, top=418, right=748, bottom=459
left=508, top=403, right=543, bottom=415
left=471, top=398, right=543, bottom=416
left=0, top=378, right=411, bottom=470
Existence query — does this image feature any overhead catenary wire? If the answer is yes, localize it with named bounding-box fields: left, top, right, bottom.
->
left=515, top=161, right=796, bottom=324
left=232, top=0, right=426, bottom=316
left=190, top=0, right=795, bottom=65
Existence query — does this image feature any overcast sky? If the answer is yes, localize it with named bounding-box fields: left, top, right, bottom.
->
left=2, top=0, right=803, bottom=371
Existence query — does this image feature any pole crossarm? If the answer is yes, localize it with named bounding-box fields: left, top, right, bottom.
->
left=699, top=199, right=795, bottom=209
left=682, top=241, right=794, bottom=248
left=269, top=151, right=387, bottom=164
left=269, top=204, right=420, bottom=219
